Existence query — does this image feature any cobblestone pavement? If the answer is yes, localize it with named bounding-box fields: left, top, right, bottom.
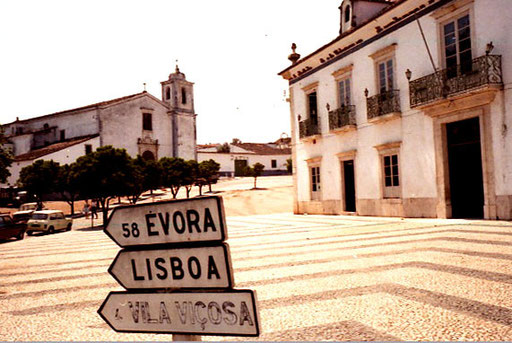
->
left=1, top=213, right=512, bottom=341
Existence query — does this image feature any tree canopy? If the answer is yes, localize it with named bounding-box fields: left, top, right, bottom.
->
left=73, top=146, right=136, bottom=225
left=0, top=131, right=13, bottom=184
left=18, top=160, right=60, bottom=208
left=245, top=162, right=265, bottom=189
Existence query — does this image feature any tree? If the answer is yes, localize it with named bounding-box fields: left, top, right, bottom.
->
left=73, top=146, right=136, bottom=226
left=231, top=138, right=241, bottom=144
left=160, top=157, right=187, bottom=199
left=217, top=142, right=230, bottom=153
left=18, top=160, right=60, bottom=209
left=56, top=163, right=81, bottom=215
left=0, top=130, right=13, bottom=184
left=183, top=160, right=198, bottom=198
left=245, top=162, right=265, bottom=189
left=199, top=159, right=220, bottom=193
left=125, top=159, right=145, bottom=205
left=133, top=156, right=162, bottom=195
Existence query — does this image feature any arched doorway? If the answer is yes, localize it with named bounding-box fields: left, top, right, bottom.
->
left=142, top=150, right=155, bottom=161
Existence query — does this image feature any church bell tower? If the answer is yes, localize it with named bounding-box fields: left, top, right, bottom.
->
left=161, top=64, right=197, bottom=160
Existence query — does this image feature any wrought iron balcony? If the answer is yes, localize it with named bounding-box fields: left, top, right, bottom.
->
left=366, top=90, right=401, bottom=121
left=409, top=54, right=503, bottom=108
left=328, top=105, right=356, bottom=131
left=299, top=118, right=320, bottom=139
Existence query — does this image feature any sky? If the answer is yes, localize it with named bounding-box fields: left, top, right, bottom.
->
left=0, top=1, right=340, bottom=144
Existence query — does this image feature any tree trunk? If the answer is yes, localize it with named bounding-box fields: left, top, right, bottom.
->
left=208, top=183, right=212, bottom=193
left=253, top=176, right=257, bottom=189
left=67, top=200, right=75, bottom=216
left=100, top=198, right=109, bottom=228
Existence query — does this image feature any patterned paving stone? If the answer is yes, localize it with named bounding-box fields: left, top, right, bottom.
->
left=1, top=214, right=512, bottom=341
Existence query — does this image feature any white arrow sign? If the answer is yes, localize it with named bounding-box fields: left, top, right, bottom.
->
left=109, top=244, right=234, bottom=290
left=104, top=196, right=227, bottom=247
left=98, top=290, right=260, bottom=336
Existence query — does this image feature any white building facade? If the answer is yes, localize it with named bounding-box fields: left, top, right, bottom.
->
left=2, top=66, right=197, bottom=187
left=280, top=0, right=512, bottom=220
left=197, top=142, right=291, bottom=177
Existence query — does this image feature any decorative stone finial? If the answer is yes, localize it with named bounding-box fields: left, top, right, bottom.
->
left=169, top=59, right=186, bottom=79
left=288, top=43, right=301, bottom=64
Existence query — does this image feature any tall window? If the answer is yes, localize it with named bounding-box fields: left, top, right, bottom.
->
left=60, top=130, right=65, bottom=141
left=271, top=159, right=277, bottom=168
left=181, top=87, right=187, bottom=105
left=310, top=166, right=321, bottom=200
left=443, top=14, right=472, bottom=77
left=308, top=92, right=318, bottom=123
left=344, top=5, right=351, bottom=23
left=165, top=87, right=171, bottom=100
left=378, top=59, right=394, bottom=93
left=338, top=78, right=351, bottom=106
left=143, top=113, right=152, bottom=131
left=85, top=144, right=92, bottom=154
left=383, top=154, right=400, bottom=198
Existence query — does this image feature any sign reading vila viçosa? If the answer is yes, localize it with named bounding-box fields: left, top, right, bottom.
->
left=104, top=196, right=227, bottom=247
left=108, top=244, right=234, bottom=290
left=98, top=290, right=260, bottom=337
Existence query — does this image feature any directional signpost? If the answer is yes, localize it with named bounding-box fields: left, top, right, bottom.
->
left=108, top=244, right=234, bottom=290
left=104, top=196, right=227, bottom=248
left=98, top=196, right=260, bottom=340
left=98, top=290, right=259, bottom=336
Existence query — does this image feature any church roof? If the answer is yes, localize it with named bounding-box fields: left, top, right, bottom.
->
left=4, top=91, right=167, bottom=127
left=232, top=143, right=291, bottom=155
left=15, top=134, right=99, bottom=162
left=197, top=142, right=291, bottom=155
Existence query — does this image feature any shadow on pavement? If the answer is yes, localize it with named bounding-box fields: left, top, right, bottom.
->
left=76, top=225, right=104, bottom=232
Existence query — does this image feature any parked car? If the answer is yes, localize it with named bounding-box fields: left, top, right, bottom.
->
left=12, top=202, right=47, bottom=224
left=12, top=210, right=34, bottom=224
left=19, top=202, right=39, bottom=211
left=26, top=210, right=73, bottom=235
left=0, top=214, right=26, bottom=241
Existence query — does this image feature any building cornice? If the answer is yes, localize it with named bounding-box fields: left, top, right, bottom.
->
left=279, top=0, right=455, bottom=85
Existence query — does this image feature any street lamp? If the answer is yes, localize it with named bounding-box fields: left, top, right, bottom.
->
left=405, top=69, right=412, bottom=81
left=486, top=41, right=494, bottom=55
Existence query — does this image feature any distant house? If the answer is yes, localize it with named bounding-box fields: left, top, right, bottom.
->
left=1, top=65, right=197, bottom=187
left=197, top=139, right=291, bottom=177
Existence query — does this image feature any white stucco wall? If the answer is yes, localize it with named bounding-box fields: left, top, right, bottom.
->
left=4, top=108, right=99, bottom=142
left=288, top=0, right=510, bottom=214
left=3, top=136, right=100, bottom=187
left=99, top=95, right=174, bottom=159
left=9, top=134, right=32, bottom=156
left=198, top=152, right=290, bottom=175
left=175, top=114, right=197, bottom=161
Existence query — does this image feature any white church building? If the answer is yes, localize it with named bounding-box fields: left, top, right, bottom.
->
left=2, top=65, right=197, bottom=187
left=280, top=0, right=512, bottom=220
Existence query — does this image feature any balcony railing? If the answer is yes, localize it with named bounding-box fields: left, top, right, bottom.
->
left=328, top=105, right=356, bottom=131
left=409, top=54, right=503, bottom=108
left=299, top=118, right=320, bottom=139
left=366, top=90, right=401, bottom=121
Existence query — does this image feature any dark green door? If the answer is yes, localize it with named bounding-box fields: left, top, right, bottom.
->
left=234, top=160, right=248, bottom=176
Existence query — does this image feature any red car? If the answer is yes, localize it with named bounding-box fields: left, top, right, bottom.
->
left=0, top=214, right=26, bottom=241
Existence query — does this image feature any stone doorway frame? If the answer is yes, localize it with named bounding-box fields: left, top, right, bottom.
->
left=430, top=101, right=497, bottom=219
